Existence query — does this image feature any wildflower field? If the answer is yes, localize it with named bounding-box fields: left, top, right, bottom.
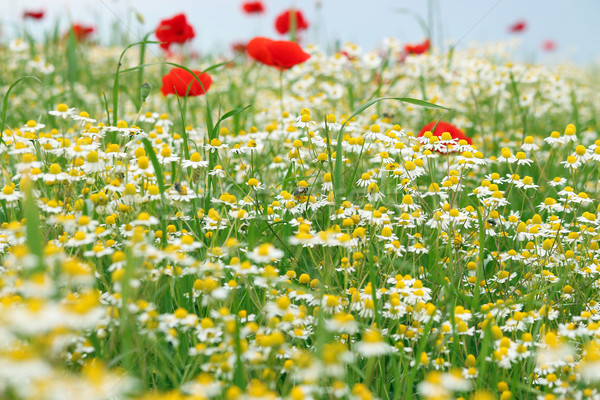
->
left=2, top=5, right=600, bottom=400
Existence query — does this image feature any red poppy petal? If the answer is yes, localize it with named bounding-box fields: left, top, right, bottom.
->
left=161, top=68, right=212, bottom=97
left=265, top=40, right=310, bottom=69
left=247, top=37, right=276, bottom=66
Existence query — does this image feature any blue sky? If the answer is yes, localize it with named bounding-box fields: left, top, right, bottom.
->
left=3, top=0, right=600, bottom=64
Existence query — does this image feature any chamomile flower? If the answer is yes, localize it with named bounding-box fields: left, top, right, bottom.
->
left=398, top=194, right=419, bottom=212
left=248, top=243, right=284, bottom=263
left=364, top=124, right=384, bottom=141
left=0, top=183, right=21, bottom=202
left=561, top=155, right=582, bottom=169
left=65, top=231, right=96, bottom=247
left=72, top=110, right=96, bottom=124
left=571, top=144, right=591, bottom=164
left=48, top=103, right=76, bottom=119
left=366, top=182, right=384, bottom=202
left=209, top=165, right=227, bottom=177
left=563, top=123, right=577, bottom=142
left=356, top=172, right=376, bottom=187
left=571, top=191, right=594, bottom=205
left=544, top=130, right=565, bottom=146
left=407, top=242, right=429, bottom=254
left=497, top=147, right=517, bottom=164
left=296, top=110, right=317, bottom=129
left=321, top=114, right=342, bottom=131
left=521, top=135, right=540, bottom=151
left=514, top=152, right=534, bottom=166
left=548, top=177, right=567, bottom=187
left=157, top=146, right=180, bottom=164
left=82, top=150, right=105, bottom=173
left=205, top=138, right=229, bottom=152
left=21, top=120, right=45, bottom=133
left=131, top=212, right=160, bottom=226
left=514, top=176, right=538, bottom=190
left=355, top=329, right=395, bottom=357
left=131, top=155, right=155, bottom=175
left=246, top=178, right=265, bottom=190
left=43, top=163, right=70, bottom=183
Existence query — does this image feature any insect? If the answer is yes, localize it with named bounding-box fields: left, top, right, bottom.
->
left=383, top=112, right=395, bottom=120
left=293, top=186, right=309, bottom=197
left=173, top=181, right=187, bottom=195
left=115, top=172, right=125, bottom=181
left=487, top=219, right=497, bottom=227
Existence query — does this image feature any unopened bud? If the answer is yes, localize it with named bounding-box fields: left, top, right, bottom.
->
left=140, top=82, right=151, bottom=102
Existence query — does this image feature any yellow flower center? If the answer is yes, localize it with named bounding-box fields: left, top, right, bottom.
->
left=74, top=231, right=86, bottom=241
left=137, top=156, right=149, bottom=169
left=49, top=164, right=62, bottom=174
left=160, top=147, right=171, bottom=157
left=190, top=152, right=202, bottom=162
left=86, top=151, right=99, bottom=163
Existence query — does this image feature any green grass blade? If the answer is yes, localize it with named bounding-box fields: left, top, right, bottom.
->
left=22, top=180, right=43, bottom=271
left=0, top=76, right=40, bottom=144
left=112, top=40, right=161, bottom=127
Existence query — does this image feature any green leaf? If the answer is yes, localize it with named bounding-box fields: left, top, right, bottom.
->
left=66, top=29, right=78, bottom=88
left=23, top=180, right=43, bottom=270
left=212, top=105, right=252, bottom=139
left=233, top=317, right=247, bottom=388
left=218, top=105, right=252, bottom=125
left=141, top=138, right=166, bottom=200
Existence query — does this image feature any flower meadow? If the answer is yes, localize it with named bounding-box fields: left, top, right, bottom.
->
left=2, top=6, right=600, bottom=400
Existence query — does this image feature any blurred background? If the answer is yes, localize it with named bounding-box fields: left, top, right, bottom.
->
left=2, top=0, right=599, bottom=64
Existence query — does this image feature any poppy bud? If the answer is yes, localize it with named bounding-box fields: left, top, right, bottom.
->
left=140, top=82, right=151, bottom=103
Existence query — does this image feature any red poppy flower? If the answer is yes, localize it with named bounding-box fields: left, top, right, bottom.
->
left=404, top=38, right=430, bottom=55
left=161, top=68, right=212, bottom=97
left=156, top=14, right=195, bottom=51
left=242, top=1, right=265, bottom=14
left=23, top=10, right=44, bottom=20
left=418, top=121, right=472, bottom=152
left=247, top=37, right=310, bottom=70
left=508, top=20, right=527, bottom=33
left=274, top=9, right=309, bottom=35
left=541, top=40, right=557, bottom=52
left=69, top=24, right=94, bottom=41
